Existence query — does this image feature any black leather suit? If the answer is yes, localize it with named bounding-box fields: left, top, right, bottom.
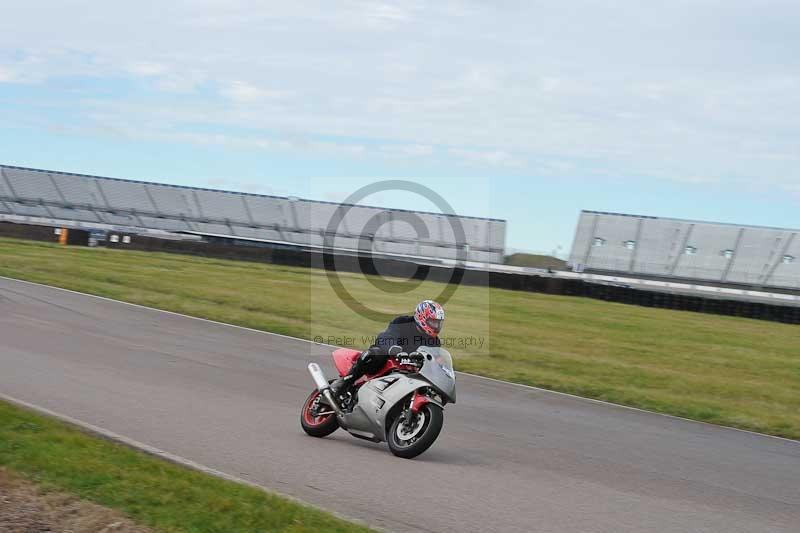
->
left=338, top=316, right=441, bottom=388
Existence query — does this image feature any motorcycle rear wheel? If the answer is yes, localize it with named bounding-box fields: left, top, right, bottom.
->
left=387, top=404, right=443, bottom=459
left=300, top=389, right=339, bottom=438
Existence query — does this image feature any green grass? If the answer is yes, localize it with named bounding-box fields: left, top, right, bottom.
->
left=0, top=400, right=371, bottom=532
left=1, top=237, right=799, bottom=440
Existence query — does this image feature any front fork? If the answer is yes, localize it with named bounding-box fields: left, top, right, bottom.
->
left=410, top=390, right=432, bottom=414
left=403, top=389, right=445, bottom=426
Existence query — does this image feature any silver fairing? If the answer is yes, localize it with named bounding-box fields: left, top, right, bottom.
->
left=338, top=347, right=457, bottom=442
left=414, top=347, right=457, bottom=403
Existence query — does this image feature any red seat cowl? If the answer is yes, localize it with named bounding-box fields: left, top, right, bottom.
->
left=332, top=348, right=361, bottom=377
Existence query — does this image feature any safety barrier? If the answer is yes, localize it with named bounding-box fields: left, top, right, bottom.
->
left=106, top=233, right=800, bottom=324
left=0, top=221, right=62, bottom=242
left=0, top=222, right=89, bottom=246
left=2, top=223, right=798, bottom=324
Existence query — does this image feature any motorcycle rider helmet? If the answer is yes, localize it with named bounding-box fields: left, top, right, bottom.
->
left=414, top=300, right=445, bottom=337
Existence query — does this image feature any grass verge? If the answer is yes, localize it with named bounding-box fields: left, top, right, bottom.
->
left=1, top=237, right=799, bottom=439
left=0, top=399, right=371, bottom=532
left=0, top=465, right=151, bottom=532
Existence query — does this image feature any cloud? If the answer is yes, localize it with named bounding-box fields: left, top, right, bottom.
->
left=361, top=3, right=412, bottom=28
left=0, top=2, right=799, bottom=182
left=379, top=144, right=434, bottom=158
left=220, top=80, right=288, bottom=103
left=449, top=148, right=524, bottom=168
left=154, top=75, right=201, bottom=93
left=125, top=61, right=205, bottom=92
left=0, top=62, right=46, bottom=84
left=127, top=61, right=168, bottom=77
left=0, top=65, right=19, bottom=82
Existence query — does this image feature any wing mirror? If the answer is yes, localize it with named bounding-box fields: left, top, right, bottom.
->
left=388, top=345, right=403, bottom=357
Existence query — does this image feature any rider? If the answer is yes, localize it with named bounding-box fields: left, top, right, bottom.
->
left=330, top=300, right=445, bottom=395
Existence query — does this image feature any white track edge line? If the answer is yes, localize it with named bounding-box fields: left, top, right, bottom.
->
left=0, top=392, right=377, bottom=530
left=2, top=275, right=798, bottom=445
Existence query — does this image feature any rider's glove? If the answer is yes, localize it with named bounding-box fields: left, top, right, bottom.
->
left=399, top=352, right=424, bottom=367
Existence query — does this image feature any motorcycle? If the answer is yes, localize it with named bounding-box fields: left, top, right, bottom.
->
left=301, top=345, right=456, bottom=459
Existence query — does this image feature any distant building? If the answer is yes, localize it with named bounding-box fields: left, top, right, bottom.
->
left=0, top=164, right=506, bottom=263
left=569, top=210, right=799, bottom=290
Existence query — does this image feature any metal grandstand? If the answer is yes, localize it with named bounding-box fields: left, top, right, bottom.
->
left=0, top=165, right=506, bottom=263
left=570, top=210, right=800, bottom=290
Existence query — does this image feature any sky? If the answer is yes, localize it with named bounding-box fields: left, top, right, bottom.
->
left=1, top=1, right=798, bottom=255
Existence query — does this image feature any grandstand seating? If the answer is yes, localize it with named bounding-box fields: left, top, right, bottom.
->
left=768, top=235, right=800, bottom=287
left=4, top=168, right=63, bottom=202
left=0, top=164, right=506, bottom=263
left=47, top=207, right=101, bottom=223
left=50, top=173, right=104, bottom=206
left=230, top=226, right=285, bottom=242
left=192, top=222, right=236, bottom=235
left=146, top=184, right=198, bottom=217
left=570, top=210, right=800, bottom=289
left=6, top=203, right=49, bottom=217
left=292, top=200, right=329, bottom=232
left=0, top=174, right=12, bottom=199
left=243, top=195, right=290, bottom=227
left=98, top=212, right=139, bottom=226
left=194, top=190, right=251, bottom=223
left=96, top=179, right=152, bottom=212
left=380, top=216, right=415, bottom=241
left=136, top=216, right=192, bottom=232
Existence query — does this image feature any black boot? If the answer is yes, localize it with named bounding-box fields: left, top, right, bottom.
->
left=329, top=375, right=353, bottom=396
left=330, top=354, right=368, bottom=395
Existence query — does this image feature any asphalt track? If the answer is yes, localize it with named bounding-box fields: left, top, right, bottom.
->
left=0, top=277, right=798, bottom=532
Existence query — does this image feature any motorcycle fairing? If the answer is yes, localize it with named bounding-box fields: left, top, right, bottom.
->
left=332, top=348, right=360, bottom=376
left=339, top=374, right=434, bottom=442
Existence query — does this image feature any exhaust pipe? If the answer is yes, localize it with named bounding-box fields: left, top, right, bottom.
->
left=308, top=363, right=343, bottom=417
left=308, top=363, right=331, bottom=391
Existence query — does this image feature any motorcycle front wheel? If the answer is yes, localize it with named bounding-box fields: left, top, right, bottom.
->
left=387, top=403, right=443, bottom=459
